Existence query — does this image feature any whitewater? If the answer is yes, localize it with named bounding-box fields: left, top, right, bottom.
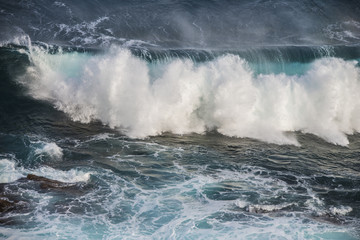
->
left=20, top=45, right=360, bottom=145
left=1, top=0, right=360, bottom=239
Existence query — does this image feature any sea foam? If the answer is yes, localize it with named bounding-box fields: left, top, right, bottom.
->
left=19, top=47, right=360, bottom=145
left=34, top=142, right=63, bottom=159
left=0, top=159, right=90, bottom=184
left=0, top=159, right=24, bottom=183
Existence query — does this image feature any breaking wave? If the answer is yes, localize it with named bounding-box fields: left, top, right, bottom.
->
left=16, top=46, right=360, bottom=146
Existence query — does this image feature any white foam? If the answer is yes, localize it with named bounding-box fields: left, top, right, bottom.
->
left=324, top=20, right=360, bottom=43
left=20, top=47, right=360, bottom=145
left=248, top=203, right=294, bottom=213
left=31, top=167, right=91, bottom=183
left=52, top=16, right=120, bottom=46
left=0, top=159, right=90, bottom=183
left=53, top=1, right=66, bottom=7
left=0, top=159, right=25, bottom=183
left=87, top=133, right=113, bottom=142
left=0, top=159, right=355, bottom=239
left=34, top=142, right=63, bottom=159
left=329, top=206, right=353, bottom=216
left=235, top=200, right=249, bottom=208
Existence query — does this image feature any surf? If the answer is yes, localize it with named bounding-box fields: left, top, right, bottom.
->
left=10, top=44, right=359, bottom=146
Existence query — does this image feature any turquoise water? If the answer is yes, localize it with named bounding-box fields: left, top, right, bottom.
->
left=1, top=0, right=360, bottom=238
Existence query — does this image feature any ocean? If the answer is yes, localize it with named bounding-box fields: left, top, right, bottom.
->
left=0, top=0, right=360, bottom=239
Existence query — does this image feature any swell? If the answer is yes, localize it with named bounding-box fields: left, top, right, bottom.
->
left=6, top=44, right=359, bottom=146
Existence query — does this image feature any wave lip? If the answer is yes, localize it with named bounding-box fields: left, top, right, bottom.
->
left=17, top=46, right=360, bottom=146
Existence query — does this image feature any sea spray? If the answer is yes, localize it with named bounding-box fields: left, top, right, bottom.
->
left=1, top=0, right=360, bottom=238
left=19, top=47, right=360, bottom=145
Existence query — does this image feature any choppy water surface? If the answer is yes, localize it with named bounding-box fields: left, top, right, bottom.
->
left=1, top=130, right=360, bottom=239
left=1, top=0, right=360, bottom=239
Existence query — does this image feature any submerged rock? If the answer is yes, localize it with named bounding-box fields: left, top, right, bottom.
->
left=25, top=174, right=89, bottom=195
left=310, top=212, right=347, bottom=225
left=0, top=195, right=29, bottom=216
left=26, top=174, right=74, bottom=190
left=0, top=174, right=89, bottom=224
left=0, top=198, right=15, bottom=212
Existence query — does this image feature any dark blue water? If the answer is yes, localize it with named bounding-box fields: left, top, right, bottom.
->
left=1, top=0, right=360, bottom=239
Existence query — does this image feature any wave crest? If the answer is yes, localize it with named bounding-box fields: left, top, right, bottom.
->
left=19, top=47, right=360, bottom=145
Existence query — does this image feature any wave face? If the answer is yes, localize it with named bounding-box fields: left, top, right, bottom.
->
left=16, top=45, right=360, bottom=145
left=1, top=0, right=360, bottom=47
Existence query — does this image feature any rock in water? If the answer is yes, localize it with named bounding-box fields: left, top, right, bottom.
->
left=0, top=198, right=16, bottom=213
left=26, top=174, right=74, bottom=190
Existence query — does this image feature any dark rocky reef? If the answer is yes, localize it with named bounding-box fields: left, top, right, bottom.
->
left=0, top=174, right=91, bottom=225
left=0, top=198, right=17, bottom=213
left=25, top=174, right=90, bottom=195
left=26, top=174, right=75, bottom=190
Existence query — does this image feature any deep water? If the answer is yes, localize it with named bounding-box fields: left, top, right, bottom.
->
left=1, top=0, right=360, bottom=239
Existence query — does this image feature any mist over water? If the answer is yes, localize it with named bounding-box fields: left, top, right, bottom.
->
left=1, top=0, right=360, bottom=239
left=1, top=0, right=360, bottom=48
